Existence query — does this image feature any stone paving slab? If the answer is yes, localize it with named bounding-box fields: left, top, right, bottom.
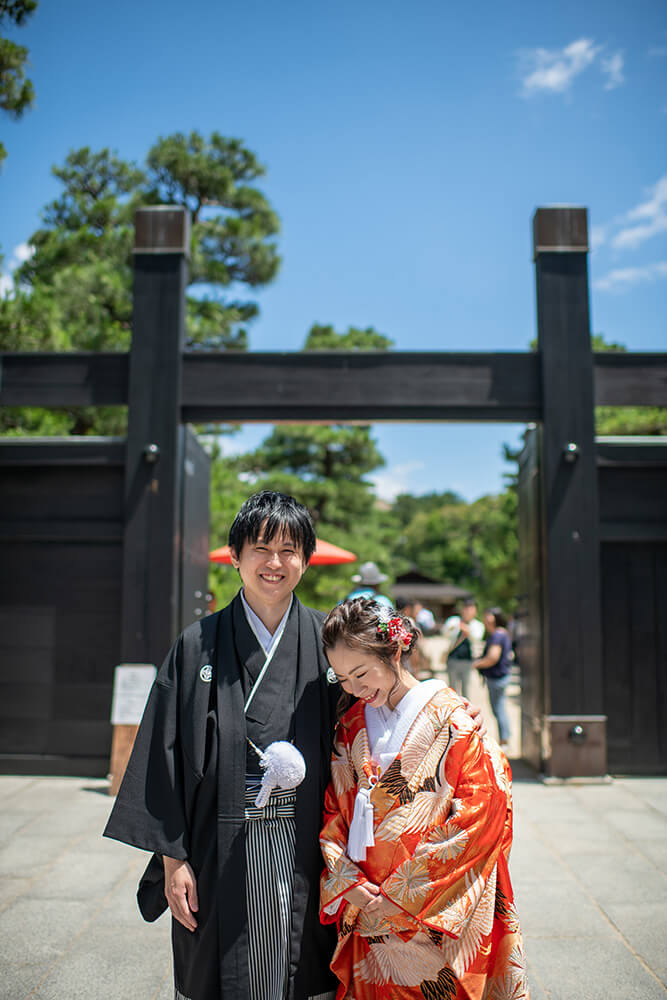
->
left=523, top=934, right=667, bottom=1000
left=634, top=838, right=667, bottom=873
left=603, top=901, right=667, bottom=970
left=27, top=918, right=172, bottom=1000
left=0, top=898, right=92, bottom=964
left=0, top=773, right=666, bottom=999
left=0, top=833, right=82, bottom=880
left=616, top=778, right=667, bottom=815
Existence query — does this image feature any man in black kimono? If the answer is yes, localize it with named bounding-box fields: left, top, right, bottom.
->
left=105, top=491, right=339, bottom=1000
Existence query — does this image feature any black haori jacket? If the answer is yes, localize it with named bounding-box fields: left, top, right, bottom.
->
left=104, top=594, right=339, bottom=1000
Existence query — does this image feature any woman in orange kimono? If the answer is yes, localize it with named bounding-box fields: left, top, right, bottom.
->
left=319, top=598, right=528, bottom=1000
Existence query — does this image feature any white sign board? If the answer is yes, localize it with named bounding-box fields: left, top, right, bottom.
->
left=110, top=664, right=157, bottom=725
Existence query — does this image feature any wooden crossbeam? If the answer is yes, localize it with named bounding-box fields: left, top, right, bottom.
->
left=181, top=351, right=541, bottom=422
left=0, top=352, right=129, bottom=406
left=1, top=350, right=666, bottom=420
left=591, top=352, right=667, bottom=406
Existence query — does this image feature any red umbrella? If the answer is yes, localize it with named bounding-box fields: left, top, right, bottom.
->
left=210, top=538, right=357, bottom=565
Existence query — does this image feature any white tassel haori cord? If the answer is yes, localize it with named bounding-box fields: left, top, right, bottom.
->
left=250, top=740, right=307, bottom=809
left=347, top=785, right=375, bottom=861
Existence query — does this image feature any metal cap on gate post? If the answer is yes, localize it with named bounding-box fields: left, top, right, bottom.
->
left=134, top=205, right=191, bottom=256
left=533, top=206, right=589, bottom=259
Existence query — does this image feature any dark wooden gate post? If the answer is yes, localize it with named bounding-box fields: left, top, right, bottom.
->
left=120, top=206, right=190, bottom=666
left=534, top=206, right=606, bottom=777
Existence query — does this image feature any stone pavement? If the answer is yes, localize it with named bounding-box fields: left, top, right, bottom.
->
left=1, top=769, right=666, bottom=999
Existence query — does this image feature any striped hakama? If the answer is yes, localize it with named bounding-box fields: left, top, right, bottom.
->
left=245, top=779, right=335, bottom=1000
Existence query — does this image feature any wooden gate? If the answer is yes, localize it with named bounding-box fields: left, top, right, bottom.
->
left=1, top=204, right=666, bottom=775
left=0, top=430, right=209, bottom=775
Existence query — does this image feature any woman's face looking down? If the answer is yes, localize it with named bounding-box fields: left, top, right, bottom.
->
left=327, top=641, right=412, bottom=710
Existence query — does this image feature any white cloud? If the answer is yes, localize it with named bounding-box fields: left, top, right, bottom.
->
left=601, top=51, right=624, bottom=90
left=519, top=38, right=600, bottom=96
left=0, top=242, right=35, bottom=297
left=12, top=242, right=34, bottom=265
left=369, top=461, right=425, bottom=503
left=518, top=39, right=627, bottom=97
left=612, top=175, right=667, bottom=250
left=593, top=260, right=667, bottom=292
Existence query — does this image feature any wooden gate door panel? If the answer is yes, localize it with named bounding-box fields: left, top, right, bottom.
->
left=602, top=542, right=667, bottom=773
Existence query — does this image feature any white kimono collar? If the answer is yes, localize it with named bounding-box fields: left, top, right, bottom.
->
left=347, top=679, right=445, bottom=862
left=366, top=678, right=446, bottom=774
left=240, top=590, right=293, bottom=656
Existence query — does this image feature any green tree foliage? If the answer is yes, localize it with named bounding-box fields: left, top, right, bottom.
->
left=0, top=133, right=280, bottom=434
left=0, top=0, right=37, bottom=167
left=14, top=148, right=144, bottom=350
left=304, top=323, right=393, bottom=350
left=146, top=132, right=280, bottom=348
left=396, top=489, right=518, bottom=611
left=392, top=490, right=465, bottom=528
left=595, top=406, right=667, bottom=434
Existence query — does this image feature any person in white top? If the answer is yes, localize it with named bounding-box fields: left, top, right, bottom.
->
left=440, top=598, right=485, bottom=700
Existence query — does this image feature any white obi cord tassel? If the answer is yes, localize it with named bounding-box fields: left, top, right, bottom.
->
left=254, top=740, right=307, bottom=808
left=347, top=785, right=375, bottom=862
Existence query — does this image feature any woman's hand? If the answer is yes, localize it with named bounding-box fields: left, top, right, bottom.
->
left=163, top=856, right=199, bottom=932
left=462, top=697, right=487, bottom=739
left=363, top=893, right=402, bottom=920
left=343, top=882, right=381, bottom=908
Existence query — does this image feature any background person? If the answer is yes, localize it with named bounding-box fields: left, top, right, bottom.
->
left=318, top=598, right=527, bottom=1000
left=347, top=561, right=393, bottom=608
left=472, top=606, right=513, bottom=751
left=412, top=599, right=437, bottom=635
left=441, top=598, right=485, bottom=700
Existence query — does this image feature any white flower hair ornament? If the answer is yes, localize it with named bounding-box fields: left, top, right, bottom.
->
left=252, top=740, right=307, bottom=809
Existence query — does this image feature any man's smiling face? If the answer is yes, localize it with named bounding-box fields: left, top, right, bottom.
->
left=230, top=523, right=307, bottom=620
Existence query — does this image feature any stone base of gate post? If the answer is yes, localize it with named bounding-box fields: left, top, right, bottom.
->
left=541, top=714, right=608, bottom=779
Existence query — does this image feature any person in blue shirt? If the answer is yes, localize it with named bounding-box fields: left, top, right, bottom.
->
left=472, top=607, right=513, bottom=750
left=346, top=562, right=393, bottom=609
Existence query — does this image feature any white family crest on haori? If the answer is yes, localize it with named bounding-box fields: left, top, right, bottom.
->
left=254, top=740, right=307, bottom=808
left=199, top=664, right=213, bottom=683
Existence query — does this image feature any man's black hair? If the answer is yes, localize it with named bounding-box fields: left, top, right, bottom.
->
left=228, top=491, right=317, bottom=562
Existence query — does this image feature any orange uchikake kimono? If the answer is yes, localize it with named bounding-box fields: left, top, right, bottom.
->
left=319, top=685, right=528, bottom=1000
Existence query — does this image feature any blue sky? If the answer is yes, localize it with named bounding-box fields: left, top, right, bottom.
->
left=1, top=0, right=665, bottom=500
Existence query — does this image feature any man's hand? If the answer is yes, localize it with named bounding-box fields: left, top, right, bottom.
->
left=163, top=856, right=199, bottom=932
left=462, top=697, right=487, bottom=739
left=343, top=882, right=380, bottom=908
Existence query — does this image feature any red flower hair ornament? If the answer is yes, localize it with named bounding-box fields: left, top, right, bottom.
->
left=375, top=605, right=413, bottom=650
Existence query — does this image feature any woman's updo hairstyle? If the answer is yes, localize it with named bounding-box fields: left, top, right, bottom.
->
left=322, top=598, right=420, bottom=718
